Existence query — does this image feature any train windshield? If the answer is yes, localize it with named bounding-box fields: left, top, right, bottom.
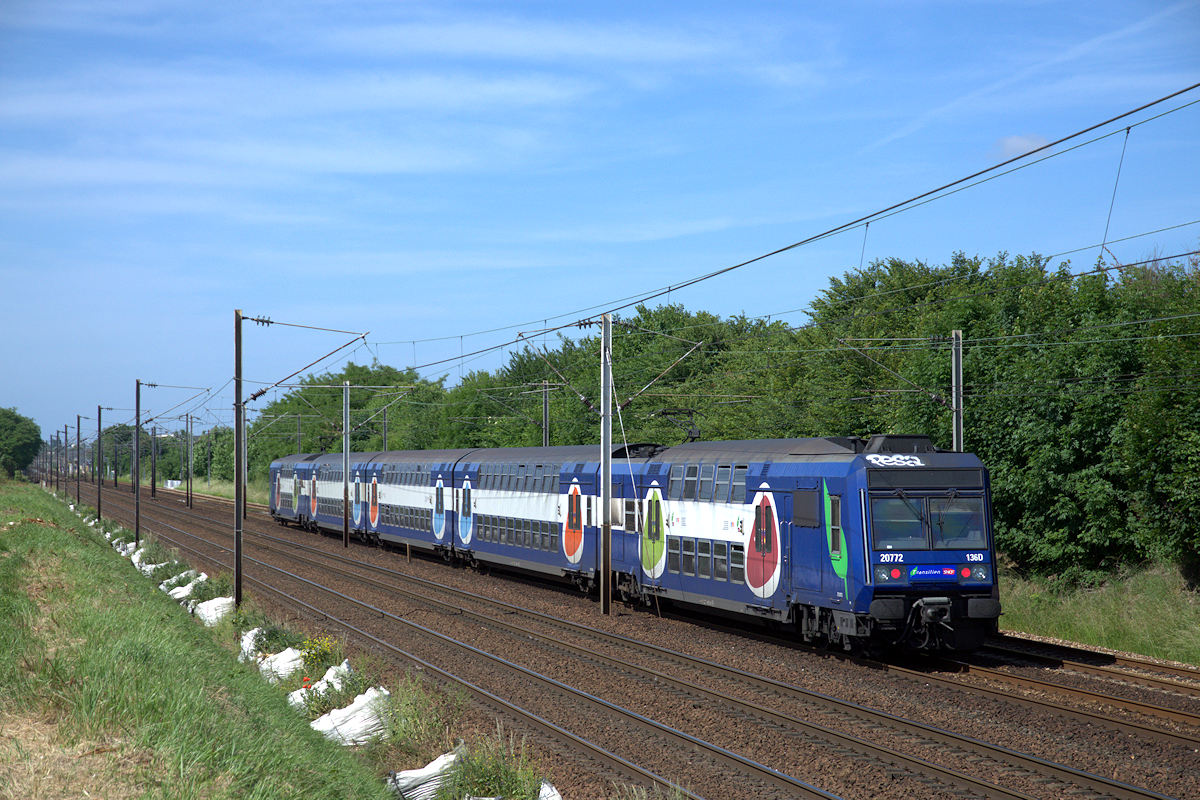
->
left=870, top=498, right=926, bottom=550
left=871, top=493, right=989, bottom=551
left=929, top=496, right=987, bottom=549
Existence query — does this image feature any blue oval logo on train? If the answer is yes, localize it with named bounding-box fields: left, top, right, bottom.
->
left=433, top=474, right=446, bottom=541
left=458, top=477, right=473, bottom=545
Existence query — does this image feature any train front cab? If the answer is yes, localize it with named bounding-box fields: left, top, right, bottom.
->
left=863, top=457, right=1001, bottom=650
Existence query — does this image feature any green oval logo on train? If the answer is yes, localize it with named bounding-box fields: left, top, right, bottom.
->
left=641, top=484, right=667, bottom=579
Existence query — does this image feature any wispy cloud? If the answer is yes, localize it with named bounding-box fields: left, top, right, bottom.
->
left=992, top=134, right=1050, bottom=161
left=866, top=1, right=1197, bottom=151
left=313, top=17, right=729, bottom=64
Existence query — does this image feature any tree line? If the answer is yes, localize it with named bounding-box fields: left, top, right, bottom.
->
left=77, top=250, right=1200, bottom=584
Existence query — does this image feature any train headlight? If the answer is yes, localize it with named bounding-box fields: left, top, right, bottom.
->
left=874, top=564, right=908, bottom=584
left=958, top=565, right=989, bottom=583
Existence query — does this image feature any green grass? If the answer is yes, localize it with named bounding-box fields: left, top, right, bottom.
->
left=999, top=562, right=1200, bottom=665
left=0, top=477, right=392, bottom=800
left=434, top=726, right=544, bottom=800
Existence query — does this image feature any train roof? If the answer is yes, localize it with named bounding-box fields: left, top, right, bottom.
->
left=653, top=435, right=943, bottom=463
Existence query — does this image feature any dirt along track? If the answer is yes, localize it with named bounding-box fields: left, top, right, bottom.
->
left=93, top=482, right=1198, bottom=799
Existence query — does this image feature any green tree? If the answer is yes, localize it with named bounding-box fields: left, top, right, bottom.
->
left=0, top=407, right=41, bottom=478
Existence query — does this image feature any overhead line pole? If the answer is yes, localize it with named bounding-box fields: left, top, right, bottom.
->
left=96, top=407, right=102, bottom=520
left=234, top=309, right=244, bottom=607
left=134, top=380, right=141, bottom=547
left=343, top=380, right=350, bottom=549
left=543, top=380, right=550, bottom=447
left=75, top=416, right=80, bottom=505
left=952, top=329, right=964, bottom=452
left=600, top=313, right=613, bottom=616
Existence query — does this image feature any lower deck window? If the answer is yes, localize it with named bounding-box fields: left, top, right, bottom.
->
left=681, top=539, right=695, bottom=576
left=713, top=542, right=728, bottom=581
left=730, top=544, right=745, bottom=584
left=667, top=536, right=680, bottom=574
left=697, top=540, right=711, bottom=578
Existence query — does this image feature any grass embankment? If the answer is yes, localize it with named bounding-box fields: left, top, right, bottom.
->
left=0, top=479, right=396, bottom=800
left=999, top=563, right=1200, bottom=665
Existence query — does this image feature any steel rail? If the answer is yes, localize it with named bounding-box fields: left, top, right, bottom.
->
left=986, top=636, right=1200, bottom=690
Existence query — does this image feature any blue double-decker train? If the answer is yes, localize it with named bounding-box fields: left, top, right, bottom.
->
left=270, top=434, right=1001, bottom=650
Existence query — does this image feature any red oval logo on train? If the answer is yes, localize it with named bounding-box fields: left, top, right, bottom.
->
left=746, top=485, right=781, bottom=598
left=369, top=476, right=379, bottom=527
left=563, top=481, right=584, bottom=564
left=310, top=475, right=318, bottom=516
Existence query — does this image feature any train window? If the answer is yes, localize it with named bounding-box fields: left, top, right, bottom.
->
left=668, top=465, right=684, bottom=500
left=506, top=465, right=517, bottom=491
left=552, top=530, right=560, bottom=553
left=698, top=540, right=712, bottom=578
left=586, top=495, right=593, bottom=528
left=830, top=495, right=842, bottom=557
left=517, top=465, right=527, bottom=491
left=930, top=496, right=987, bottom=549
left=730, top=544, right=745, bottom=584
left=534, top=465, right=544, bottom=488
left=544, top=472, right=557, bottom=493
left=730, top=466, right=748, bottom=503
left=624, top=499, right=637, bottom=532
left=870, top=497, right=926, bottom=550
left=713, top=466, right=731, bottom=503
left=540, top=521, right=550, bottom=551
left=683, top=465, right=698, bottom=500
left=524, top=519, right=533, bottom=548
left=667, top=537, right=681, bottom=574
left=698, top=465, right=715, bottom=501
left=792, top=489, right=820, bottom=527
left=681, top=538, right=695, bottom=576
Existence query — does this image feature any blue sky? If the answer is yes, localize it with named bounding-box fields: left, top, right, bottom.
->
left=2, top=1, right=1198, bottom=439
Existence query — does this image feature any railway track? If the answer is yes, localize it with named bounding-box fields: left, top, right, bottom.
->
left=90, top=483, right=1193, bottom=799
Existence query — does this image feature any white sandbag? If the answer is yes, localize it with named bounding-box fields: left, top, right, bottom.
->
left=239, top=627, right=264, bottom=662
left=129, top=547, right=147, bottom=566
left=310, top=686, right=390, bottom=745
left=386, top=748, right=460, bottom=798
left=160, top=569, right=197, bottom=592
left=137, top=560, right=167, bottom=577
left=194, top=597, right=235, bottom=627
left=168, top=573, right=207, bottom=600
left=538, top=783, right=563, bottom=800
left=259, top=647, right=305, bottom=683
left=287, top=659, right=352, bottom=708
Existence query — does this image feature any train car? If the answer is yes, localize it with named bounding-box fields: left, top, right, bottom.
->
left=270, top=454, right=320, bottom=528
left=269, top=434, right=1000, bottom=651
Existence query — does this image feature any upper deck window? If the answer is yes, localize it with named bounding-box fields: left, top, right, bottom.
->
left=930, top=496, right=987, bottom=550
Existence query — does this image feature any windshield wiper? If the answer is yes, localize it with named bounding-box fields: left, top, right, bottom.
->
left=894, top=487, right=924, bottom=522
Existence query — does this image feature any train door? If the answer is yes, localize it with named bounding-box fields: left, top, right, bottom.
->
left=454, top=464, right=474, bottom=547
left=790, top=484, right=824, bottom=595
left=562, top=475, right=593, bottom=567
left=747, top=482, right=784, bottom=601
